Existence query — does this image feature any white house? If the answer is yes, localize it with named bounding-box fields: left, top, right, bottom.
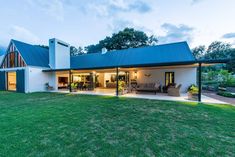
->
left=0, top=38, right=226, bottom=101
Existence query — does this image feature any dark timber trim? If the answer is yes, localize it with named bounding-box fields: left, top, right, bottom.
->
left=198, top=63, right=202, bottom=102
left=116, top=67, right=119, bottom=96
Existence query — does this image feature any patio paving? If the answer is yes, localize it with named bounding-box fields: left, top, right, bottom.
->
left=123, top=93, right=227, bottom=104
left=57, top=88, right=228, bottom=105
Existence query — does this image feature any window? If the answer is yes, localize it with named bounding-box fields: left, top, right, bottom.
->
left=165, top=72, right=174, bottom=86
left=0, top=43, right=26, bottom=68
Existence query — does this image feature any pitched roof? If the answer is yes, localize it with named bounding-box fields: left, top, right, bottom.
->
left=12, top=39, right=50, bottom=68
left=71, top=42, right=196, bottom=69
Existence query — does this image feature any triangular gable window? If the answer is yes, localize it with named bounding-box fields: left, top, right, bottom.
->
left=1, top=43, right=26, bottom=68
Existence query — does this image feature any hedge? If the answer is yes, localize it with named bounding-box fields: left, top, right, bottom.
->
left=217, top=91, right=235, bottom=98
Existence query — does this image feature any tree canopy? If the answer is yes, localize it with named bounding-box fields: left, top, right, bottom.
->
left=192, top=41, right=232, bottom=60
left=85, top=28, right=158, bottom=54
left=70, top=46, right=84, bottom=56
left=192, top=45, right=206, bottom=59
left=192, top=41, right=234, bottom=72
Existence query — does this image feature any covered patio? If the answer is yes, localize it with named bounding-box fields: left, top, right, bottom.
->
left=43, top=59, right=228, bottom=103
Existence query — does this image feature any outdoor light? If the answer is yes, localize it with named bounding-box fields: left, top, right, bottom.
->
left=134, top=71, right=137, bottom=79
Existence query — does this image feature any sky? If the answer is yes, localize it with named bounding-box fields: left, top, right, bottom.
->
left=0, top=0, right=235, bottom=49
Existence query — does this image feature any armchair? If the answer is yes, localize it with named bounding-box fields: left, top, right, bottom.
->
left=167, top=84, right=182, bottom=97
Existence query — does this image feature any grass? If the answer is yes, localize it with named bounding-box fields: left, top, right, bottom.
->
left=0, top=92, right=234, bottom=157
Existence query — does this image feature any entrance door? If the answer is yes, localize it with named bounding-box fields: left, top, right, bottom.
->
left=7, top=72, right=16, bottom=91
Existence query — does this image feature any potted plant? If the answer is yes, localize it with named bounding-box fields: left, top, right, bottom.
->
left=187, top=84, right=199, bottom=100
left=71, top=83, right=77, bottom=92
left=118, top=81, right=126, bottom=95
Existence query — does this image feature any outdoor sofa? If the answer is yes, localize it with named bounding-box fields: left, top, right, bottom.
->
left=136, top=83, right=161, bottom=94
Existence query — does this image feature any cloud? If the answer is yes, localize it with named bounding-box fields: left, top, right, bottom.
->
left=87, top=0, right=151, bottom=17
left=108, top=20, right=133, bottom=32
left=158, top=23, right=194, bottom=44
left=27, top=0, right=64, bottom=21
left=222, top=33, right=235, bottom=39
left=9, top=25, right=40, bottom=44
left=191, top=0, right=205, bottom=5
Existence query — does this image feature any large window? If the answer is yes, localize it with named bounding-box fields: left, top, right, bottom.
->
left=165, top=72, right=175, bottom=86
left=1, top=44, right=26, bottom=68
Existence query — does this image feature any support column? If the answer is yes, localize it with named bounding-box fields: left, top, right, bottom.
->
left=116, top=68, right=119, bottom=96
left=198, top=63, right=202, bottom=102
left=89, top=72, right=94, bottom=90
left=69, top=70, right=72, bottom=92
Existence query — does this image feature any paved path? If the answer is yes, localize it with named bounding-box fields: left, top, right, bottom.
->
left=203, top=91, right=235, bottom=106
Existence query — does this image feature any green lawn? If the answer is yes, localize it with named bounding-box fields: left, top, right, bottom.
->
left=0, top=92, right=234, bottom=157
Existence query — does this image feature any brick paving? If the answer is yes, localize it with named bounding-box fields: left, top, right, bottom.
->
left=203, top=91, right=235, bottom=106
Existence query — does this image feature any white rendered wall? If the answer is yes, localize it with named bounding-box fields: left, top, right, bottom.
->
left=26, top=66, right=56, bottom=93
left=98, top=73, right=105, bottom=87
left=130, top=67, right=197, bottom=92
left=49, top=38, right=70, bottom=69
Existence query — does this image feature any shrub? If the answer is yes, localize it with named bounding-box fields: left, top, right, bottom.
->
left=217, top=91, right=235, bottom=98
left=71, top=83, right=77, bottom=89
left=118, top=81, right=126, bottom=92
left=187, top=84, right=199, bottom=94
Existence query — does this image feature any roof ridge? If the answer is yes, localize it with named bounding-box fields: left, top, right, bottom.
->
left=71, top=41, right=189, bottom=57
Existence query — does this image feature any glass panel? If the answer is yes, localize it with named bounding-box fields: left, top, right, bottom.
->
left=7, top=72, right=16, bottom=91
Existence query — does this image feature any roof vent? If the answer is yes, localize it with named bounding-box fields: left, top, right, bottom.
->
left=102, top=48, right=108, bottom=54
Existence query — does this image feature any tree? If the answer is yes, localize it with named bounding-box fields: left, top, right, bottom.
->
left=85, top=28, right=158, bottom=53
left=204, top=41, right=232, bottom=59
left=70, top=46, right=78, bottom=56
left=77, top=46, right=84, bottom=54
left=70, top=46, right=85, bottom=56
left=37, top=45, right=49, bottom=49
left=192, top=45, right=206, bottom=59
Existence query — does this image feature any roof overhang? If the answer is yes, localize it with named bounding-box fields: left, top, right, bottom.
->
left=42, top=59, right=229, bottom=72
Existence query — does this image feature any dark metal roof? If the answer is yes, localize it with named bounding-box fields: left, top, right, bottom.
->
left=71, top=42, right=196, bottom=69
left=12, top=39, right=50, bottom=67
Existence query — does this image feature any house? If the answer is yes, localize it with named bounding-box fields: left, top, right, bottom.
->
left=0, top=38, right=227, bottom=101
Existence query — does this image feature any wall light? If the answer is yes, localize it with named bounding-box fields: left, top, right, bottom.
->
left=134, top=71, right=137, bottom=79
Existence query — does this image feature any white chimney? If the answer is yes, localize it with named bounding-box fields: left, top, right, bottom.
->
left=49, top=38, right=70, bottom=69
left=101, top=47, right=108, bottom=54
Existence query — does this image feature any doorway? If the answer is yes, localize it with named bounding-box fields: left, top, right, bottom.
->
left=7, top=72, right=16, bottom=91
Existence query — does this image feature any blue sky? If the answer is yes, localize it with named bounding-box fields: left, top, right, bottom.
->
left=0, top=0, right=235, bottom=49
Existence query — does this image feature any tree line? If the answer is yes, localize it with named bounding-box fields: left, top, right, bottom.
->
left=70, top=28, right=157, bottom=55
left=192, top=41, right=235, bottom=72
left=70, top=27, right=234, bottom=72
